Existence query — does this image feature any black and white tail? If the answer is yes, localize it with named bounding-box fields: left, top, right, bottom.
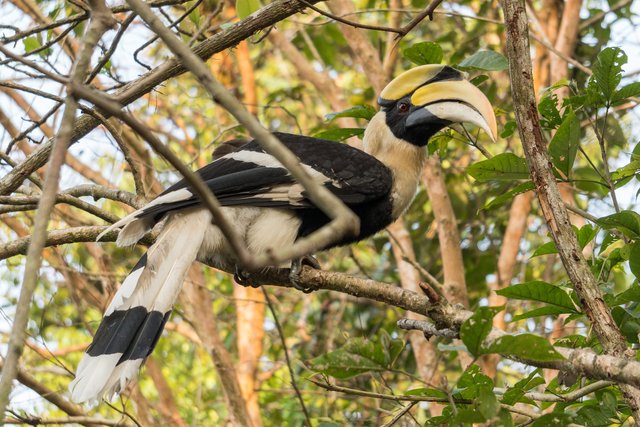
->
left=69, top=209, right=209, bottom=403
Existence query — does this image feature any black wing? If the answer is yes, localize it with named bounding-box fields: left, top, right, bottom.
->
left=135, top=132, right=393, bottom=221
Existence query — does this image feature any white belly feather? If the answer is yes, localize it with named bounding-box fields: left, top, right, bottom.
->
left=197, top=206, right=302, bottom=271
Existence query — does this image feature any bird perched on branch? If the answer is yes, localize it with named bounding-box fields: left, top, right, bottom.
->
left=69, top=65, right=497, bottom=403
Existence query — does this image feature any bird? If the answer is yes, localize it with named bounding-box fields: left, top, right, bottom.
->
left=69, top=64, right=497, bottom=403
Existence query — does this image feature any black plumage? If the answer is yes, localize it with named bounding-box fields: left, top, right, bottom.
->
left=69, top=64, right=497, bottom=403
left=133, top=132, right=394, bottom=245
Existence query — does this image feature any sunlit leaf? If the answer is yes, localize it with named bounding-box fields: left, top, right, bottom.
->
left=501, top=370, right=544, bottom=405
left=458, top=49, right=508, bottom=71
left=460, top=306, right=502, bottom=357
left=496, top=281, right=578, bottom=313
left=237, top=0, right=261, bottom=19
left=511, top=306, right=569, bottom=321
left=485, top=334, right=564, bottom=362
left=313, top=127, right=364, bottom=141
left=588, top=47, right=627, bottom=105
left=325, top=105, right=376, bottom=121
left=23, top=36, right=40, bottom=53
left=403, top=42, right=444, bottom=65
left=467, top=153, right=529, bottom=181
left=405, top=388, right=448, bottom=398
left=548, top=111, right=580, bottom=178
left=532, top=241, right=558, bottom=257
left=307, top=332, right=404, bottom=379
left=612, top=82, right=640, bottom=104
left=611, top=160, right=640, bottom=181
left=598, top=210, right=640, bottom=239
left=484, top=181, right=534, bottom=210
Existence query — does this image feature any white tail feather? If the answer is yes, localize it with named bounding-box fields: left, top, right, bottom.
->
left=70, top=208, right=210, bottom=403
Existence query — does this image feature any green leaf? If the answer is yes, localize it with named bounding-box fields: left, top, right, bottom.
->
left=500, top=120, right=517, bottom=138
left=313, top=128, right=364, bottom=141
left=456, top=364, right=494, bottom=391
left=577, top=224, right=598, bottom=249
left=23, top=36, right=40, bottom=53
left=307, top=332, right=404, bottom=379
left=467, top=153, right=529, bottom=181
left=588, top=47, right=627, bottom=104
left=470, top=74, right=489, bottom=86
left=511, top=306, right=570, bottom=321
left=476, top=390, right=500, bottom=420
left=486, top=334, right=565, bottom=362
left=534, top=225, right=597, bottom=257
left=405, top=388, right=448, bottom=398
left=612, top=306, right=640, bottom=344
left=612, top=81, right=640, bottom=104
left=611, top=160, right=640, bottom=181
left=189, top=8, right=202, bottom=26
left=502, top=370, right=544, bottom=405
left=531, top=241, right=558, bottom=257
left=629, top=243, right=640, bottom=282
left=236, top=0, right=261, bottom=19
left=538, top=91, right=562, bottom=129
left=325, top=105, right=376, bottom=121
left=598, top=210, right=640, bottom=239
left=403, top=42, right=443, bottom=65
left=548, top=111, right=580, bottom=177
left=531, top=412, right=573, bottom=426
left=458, top=49, right=508, bottom=71
left=612, top=284, right=640, bottom=306
left=484, top=181, right=534, bottom=210
left=460, top=306, right=502, bottom=357
left=496, top=281, right=578, bottom=313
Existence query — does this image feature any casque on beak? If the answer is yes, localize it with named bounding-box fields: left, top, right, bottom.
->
left=379, top=65, right=498, bottom=142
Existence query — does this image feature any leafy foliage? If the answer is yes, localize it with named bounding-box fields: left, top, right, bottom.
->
left=457, top=49, right=509, bottom=71
left=403, top=41, right=444, bottom=65
left=467, top=153, right=529, bottom=181
left=1, top=1, right=640, bottom=426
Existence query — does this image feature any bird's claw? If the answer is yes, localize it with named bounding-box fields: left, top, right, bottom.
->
left=234, top=266, right=260, bottom=288
left=289, top=255, right=320, bottom=293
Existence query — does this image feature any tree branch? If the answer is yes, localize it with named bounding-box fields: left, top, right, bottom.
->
left=501, top=0, right=640, bottom=417
left=0, top=0, right=322, bottom=197
left=0, top=1, right=116, bottom=416
left=125, top=0, right=359, bottom=269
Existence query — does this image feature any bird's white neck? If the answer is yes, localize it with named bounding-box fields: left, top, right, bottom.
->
left=363, top=112, right=427, bottom=219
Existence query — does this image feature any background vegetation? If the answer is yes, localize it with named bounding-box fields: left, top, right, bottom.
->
left=1, top=0, right=640, bottom=425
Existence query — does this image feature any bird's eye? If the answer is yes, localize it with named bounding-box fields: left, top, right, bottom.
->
left=397, top=102, right=409, bottom=113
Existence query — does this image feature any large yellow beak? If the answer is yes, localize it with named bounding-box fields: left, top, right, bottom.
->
left=379, top=65, right=498, bottom=142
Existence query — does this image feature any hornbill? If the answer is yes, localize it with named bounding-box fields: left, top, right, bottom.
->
left=69, top=65, right=497, bottom=403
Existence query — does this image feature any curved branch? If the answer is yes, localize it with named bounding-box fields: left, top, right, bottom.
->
left=0, top=0, right=322, bottom=197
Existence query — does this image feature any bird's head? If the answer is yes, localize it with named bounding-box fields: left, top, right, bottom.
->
left=374, top=64, right=497, bottom=147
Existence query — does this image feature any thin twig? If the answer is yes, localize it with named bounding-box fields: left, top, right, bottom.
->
left=3, top=416, right=132, bottom=426
left=126, top=0, right=360, bottom=269
left=395, top=0, right=444, bottom=39
left=0, top=43, right=69, bottom=84
left=523, top=380, right=614, bottom=402
left=0, top=2, right=116, bottom=416
left=579, top=0, right=633, bottom=30
left=263, top=289, right=312, bottom=427
left=297, top=0, right=403, bottom=34
left=592, top=109, right=622, bottom=214
left=90, top=113, right=146, bottom=196
left=70, top=82, right=254, bottom=264
left=0, top=0, right=324, bottom=199
left=380, top=402, right=418, bottom=427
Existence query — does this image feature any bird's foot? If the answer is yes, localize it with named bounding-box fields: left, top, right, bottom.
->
left=234, top=266, right=261, bottom=288
left=289, top=255, right=321, bottom=293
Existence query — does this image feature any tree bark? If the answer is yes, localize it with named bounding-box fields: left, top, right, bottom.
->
left=501, top=0, right=640, bottom=417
